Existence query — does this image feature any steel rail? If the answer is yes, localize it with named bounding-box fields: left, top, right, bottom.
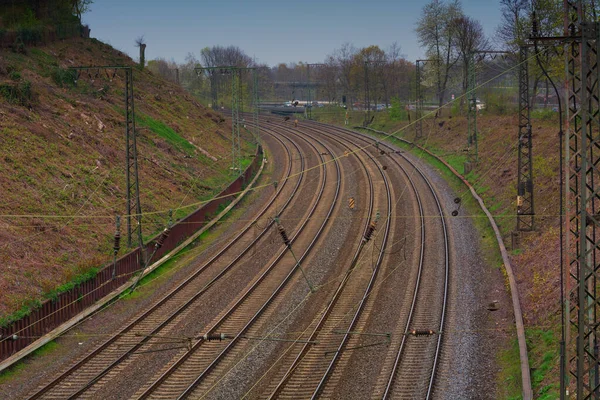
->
left=263, top=121, right=388, bottom=398
left=27, top=130, right=302, bottom=400
left=308, top=125, right=393, bottom=399
left=136, top=124, right=340, bottom=399
left=174, top=125, right=344, bottom=399
left=318, top=121, right=449, bottom=399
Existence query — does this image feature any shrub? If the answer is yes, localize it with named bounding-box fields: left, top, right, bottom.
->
left=56, top=23, right=81, bottom=40
left=17, top=26, right=43, bottom=45
left=51, top=67, right=77, bottom=87
left=9, top=71, right=20, bottom=81
left=389, top=97, right=409, bottom=121
left=0, top=80, right=32, bottom=106
left=531, top=108, right=557, bottom=121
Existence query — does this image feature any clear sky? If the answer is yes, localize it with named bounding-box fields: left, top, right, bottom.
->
left=84, top=0, right=503, bottom=67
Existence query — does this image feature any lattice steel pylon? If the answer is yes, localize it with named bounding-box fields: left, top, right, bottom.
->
left=415, top=59, right=434, bottom=139
left=516, top=46, right=534, bottom=231
left=415, top=60, right=424, bottom=139
left=231, top=69, right=242, bottom=174
left=195, top=66, right=259, bottom=175
left=252, top=69, right=260, bottom=144
left=124, top=68, right=143, bottom=249
left=364, top=60, right=370, bottom=126
left=466, top=52, right=478, bottom=163
left=210, top=72, right=218, bottom=110
left=307, top=64, right=312, bottom=120
left=564, top=1, right=600, bottom=398
left=70, top=66, right=143, bottom=250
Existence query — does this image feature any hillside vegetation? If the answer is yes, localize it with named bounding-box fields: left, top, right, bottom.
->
left=0, top=37, right=253, bottom=322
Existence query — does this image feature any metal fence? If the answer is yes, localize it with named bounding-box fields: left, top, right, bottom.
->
left=0, top=145, right=262, bottom=360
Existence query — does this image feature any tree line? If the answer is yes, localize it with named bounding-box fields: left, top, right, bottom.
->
left=149, top=43, right=414, bottom=110
left=0, top=0, right=92, bottom=28
left=147, top=0, right=600, bottom=113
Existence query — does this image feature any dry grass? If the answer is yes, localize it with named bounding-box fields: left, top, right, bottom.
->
left=0, top=38, right=252, bottom=320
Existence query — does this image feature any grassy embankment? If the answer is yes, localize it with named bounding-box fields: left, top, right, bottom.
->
left=0, top=37, right=255, bottom=329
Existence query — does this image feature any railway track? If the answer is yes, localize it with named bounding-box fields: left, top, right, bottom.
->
left=260, top=122, right=391, bottom=399
left=132, top=124, right=345, bottom=399
left=24, top=118, right=453, bottom=399
left=313, top=122, right=450, bottom=399
left=238, top=120, right=449, bottom=399
left=26, top=129, right=316, bottom=399
left=310, top=122, right=450, bottom=399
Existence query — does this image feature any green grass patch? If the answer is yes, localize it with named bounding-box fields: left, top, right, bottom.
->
left=29, top=48, right=57, bottom=66
left=119, top=250, right=186, bottom=301
left=527, top=328, right=560, bottom=399
left=44, top=267, right=101, bottom=302
left=51, top=67, right=77, bottom=88
left=0, top=341, right=59, bottom=384
left=0, top=80, right=32, bottom=106
left=136, top=114, right=195, bottom=154
left=0, top=298, right=42, bottom=328
left=531, top=108, right=559, bottom=121
left=498, top=336, right=523, bottom=399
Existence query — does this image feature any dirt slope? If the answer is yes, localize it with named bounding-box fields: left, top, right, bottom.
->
left=0, top=37, right=252, bottom=322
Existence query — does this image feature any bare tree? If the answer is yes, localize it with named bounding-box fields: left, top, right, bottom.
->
left=334, top=43, right=358, bottom=105
left=200, top=45, right=253, bottom=68
left=135, top=35, right=146, bottom=69
left=72, top=0, right=93, bottom=24
left=496, top=0, right=529, bottom=49
left=416, top=0, right=462, bottom=115
left=147, top=58, right=178, bottom=82
left=452, top=16, right=488, bottom=98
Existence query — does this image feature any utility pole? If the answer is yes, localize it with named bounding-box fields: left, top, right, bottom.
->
left=70, top=66, right=143, bottom=252
left=231, top=69, right=242, bottom=174
left=363, top=60, right=387, bottom=127
left=415, top=59, right=433, bottom=139
left=252, top=68, right=260, bottom=144
left=516, top=45, right=534, bottom=232
left=466, top=51, right=477, bottom=166
left=533, top=1, right=600, bottom=397
left=210, top=71, right=218, bottom=110
left=563, top=2, right=600, bottom=398
left=195, top=66, right=260, bottom=173
left=466, top=50, right=511, bottom=168
left=364, top=60, right=370, bottom=126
